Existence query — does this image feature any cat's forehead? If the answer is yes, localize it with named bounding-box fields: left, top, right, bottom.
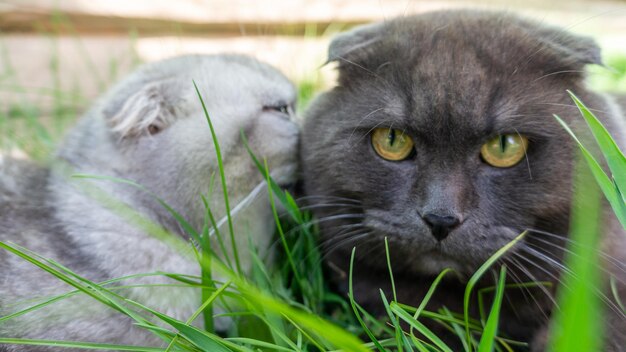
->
left=186, top=57, right=296, bottom=107
left=353, top=17, right=575, bottom=139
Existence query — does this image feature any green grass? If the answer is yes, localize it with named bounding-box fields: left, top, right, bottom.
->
left=588, top=54, right=626, bottom=93
left=0, top=81, right=522, bottom=351
left=1, top=27, right=625, bottom=352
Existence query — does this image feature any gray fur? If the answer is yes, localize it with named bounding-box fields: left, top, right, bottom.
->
left=302, top=10, right=625, bottom=351
left=0, top=54, right=298, bottom=350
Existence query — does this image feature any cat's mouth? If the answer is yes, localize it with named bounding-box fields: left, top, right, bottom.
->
left=269, top=163, right=298, bottom=188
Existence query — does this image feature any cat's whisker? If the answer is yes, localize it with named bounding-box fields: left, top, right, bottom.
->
left=353, top=237, right=385, bottom=262
left=508, top=255, right=559, bottom=324
left=511, top=252, right=562, bottom=296
left=295, top=194, right=362, bottom=205
left=502, top=256, right=549, bottom=319
left=524, top=241, right=626, bottom=288
left=320, top=224, right=369, bottom=244
left=526, top=230, right=626, bottom=275
left=507, top=255, right=558, bottom=318
left=295, top=223, right=369, bottom=263
left=486, top=265, right=527, bottom=321
left=282, top=213, right=365, bottom=231
left=296, top=203, right=365, bottom=212
left=520, top=246, right=626, bottom=319
left=499, top=258, right=527, bottom=321
left=319, top=231, right=373, bottom=262
left=278, top=201, right=364, bottom=220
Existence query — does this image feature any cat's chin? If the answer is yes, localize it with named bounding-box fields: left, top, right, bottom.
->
left=410, top=250, right=467, bottom=276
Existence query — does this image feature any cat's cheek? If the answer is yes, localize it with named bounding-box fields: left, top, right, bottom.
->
left=530, top=324, right=549, bottom=352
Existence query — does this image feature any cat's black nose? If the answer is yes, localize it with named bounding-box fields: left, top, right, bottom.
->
left=422, top=213, right=460, bottom=241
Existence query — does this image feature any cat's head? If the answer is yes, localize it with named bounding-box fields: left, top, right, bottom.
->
left=58, top=54, right=298, bottom=232
left=302, top=10, right=609, bottom=276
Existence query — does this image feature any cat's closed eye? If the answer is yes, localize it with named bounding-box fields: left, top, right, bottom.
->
left=263, top=104, right=292, bottom=117
left=480, top=134, right=528, bottom=168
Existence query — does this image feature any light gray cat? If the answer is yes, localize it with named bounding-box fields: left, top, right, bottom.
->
left=302, top=10, right=626, bottom=351
left=0, top=54, right=298, bottom=350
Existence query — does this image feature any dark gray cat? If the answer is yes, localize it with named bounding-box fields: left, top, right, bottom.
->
left=302, top=10, right=626, bottom=351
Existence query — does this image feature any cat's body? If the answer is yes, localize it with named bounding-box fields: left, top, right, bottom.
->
left=0, top=54, right=298, bottom=350
left=302, top=10, right=626, bottom=350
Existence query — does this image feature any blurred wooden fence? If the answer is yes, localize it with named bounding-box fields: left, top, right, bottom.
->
left=1, top=0, right=625, bottom=113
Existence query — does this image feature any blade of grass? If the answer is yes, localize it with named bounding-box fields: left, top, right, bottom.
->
left=380, top=291, right=412, bottom=352
left=383, top=237, right=413, bottom=351
left=441, top=307, right=471, bottom=351
left=71, top=174, right=203, bottom=245
left=0, top=242, right=180, bottom=345
left=193, top=80, right=241, bottom=275
left=384, top=237, right=398, bottom=303
left=200, top=194, right=233, bottom=270
left=224, top=338, right=295, bottom=352
left=0, top=338, right=164, bottom=351
left=0, top=272, right=202, bottom=324
left=263, top=158, right=303, bottom=287
left=477, top=266, right=507, bottom=352
left=413, top=268, right=453, bottom=320
left=477, top=281, right=552, bottom=324
left=554, top=115, right=626, bottom=228
left=610, top=276, right=626, bottom=313
left=549, top=156, right=603, bottom=352
left=390, top=302, right=453, bottom=352
left=463, top=231, right=526, bottom=348
left=348, top=247, right=386, bottom=352
left=567, top=91, right=626, bottom=195
left=240, top=130, right=300, bottom=223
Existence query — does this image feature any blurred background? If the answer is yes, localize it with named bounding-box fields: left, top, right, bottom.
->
left=1, top=0, right=625, bottom=158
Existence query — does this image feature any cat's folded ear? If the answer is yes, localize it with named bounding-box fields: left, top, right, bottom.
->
left=532, top=25, right=602, bottom=68
left=326, top=22, right=385, bottom=64
left=104, top=81, right=179, bottom=140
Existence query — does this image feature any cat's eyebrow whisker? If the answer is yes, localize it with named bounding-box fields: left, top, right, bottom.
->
left=336, top=56, right=388, bottom=83
left=531, top=70, right=586, bottom=82
left=513, top=127, right=533, bottom=180
left=349, top=118, right=397, bottom=149
left=347, top=107, right=386, bottom=144
left=534, top=102, right=610, bottom=114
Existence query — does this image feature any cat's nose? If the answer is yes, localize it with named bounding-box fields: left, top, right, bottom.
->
left=422, top=213, right=460, bottom=241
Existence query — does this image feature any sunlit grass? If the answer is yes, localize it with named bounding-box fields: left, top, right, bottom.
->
left=1, top=28, right=625, bottom=352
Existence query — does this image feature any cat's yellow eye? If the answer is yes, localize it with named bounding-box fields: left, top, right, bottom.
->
left=371, top=128, right=414, bottom=161
left=480, top=134, right=528, bottom=168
